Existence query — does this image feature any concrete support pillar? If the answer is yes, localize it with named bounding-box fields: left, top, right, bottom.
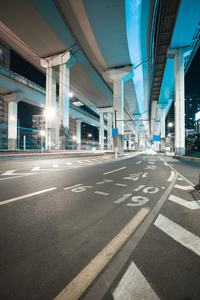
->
left=8, top=101, right=18, bottom=150
left=139, top=125, right=145, bottom=150
left=45, top=66, right=57, bottom=150
left=135, top=122, right=139, bottom=151
left=99, top=111, right=104, bottom=150
left=76, top=119, right=82, bottom=150
left=3, top=91, right=23, bottom=150
left=41, top=52, right=76, bottom=150
left=107, top=111, right=113, bottom=150
left=128, top=133, right=132, bottom=150
left=168, top=46, right=190, bottom=156
left=160, top=107, right=166, bottom=151
left=158, top=103, right=167, bottom=151
left=174, top=49, right=185, bottom=155
left=103, top=66, right=132, bottom=153
left=124, top=134, right=127, bottom=150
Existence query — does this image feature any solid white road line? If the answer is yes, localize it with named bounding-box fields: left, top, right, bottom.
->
left=103, top=167, right=126, bottom=175
left=167, top=171, right=175, bottom=182
left=174, top=184, right=194, bottom=191
left=54, top=208, right=149, bottom=300
left=0, top=188, right=57, bottom=206
left=66, top=162, right=72, bottom=165
left=154, top=214, right=200, bottom=257
left=113, top=261, right=159, bottom=300
left=94, top=191, right=109, bottom=196
left=77, top=160, right=84, bottom=163
left=135, top=161, right=142, bottom=164
left=168, top=194, right=200, bottom=210
left=115, top=183, right=127, bottom=187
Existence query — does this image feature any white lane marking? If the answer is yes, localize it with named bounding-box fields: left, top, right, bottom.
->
left=96, top=179, right=113, bottom=185
left=164, top=162, right=169, bottom=167
left=167, top=171, right=175, bottom=182
left=54, top=208, right=149, bottom=300
left=115, top=194, right=132, bottom=204
left=135, top=161, right=142, bottom=164
left=115, top=183, right=127, bottom=187
left=66, top=162, right=72, bottom=165
left=169, top=194, right=200, bottom=210
left=103, top=167, right=126, bottom=175
left=0, top=175, right=32, bottom=181
left=77, top=160, right=84, bottom=164
left=2, top=170, right=17, bottom=175
left=174, top=184, right=194, bottom=191
left=32, top=166, right=40, bottom=171
left=64, top=184, right=83, bottom=190
left=1, top=170, right=33, bottom=176
left=178, top=177, right=184, bottom=180
left=154, top=214, right=200, bottom=257
left=53, top=164, right=58, bottom=168
left=83, top=160, right=91, bottom=162
left=0, top=188, right=57, bottom=206
left=142, top=172, right=148, bottom=178
left=113, top=261, right=159, bottom=300
left=94, top=191, right=109, bottom=196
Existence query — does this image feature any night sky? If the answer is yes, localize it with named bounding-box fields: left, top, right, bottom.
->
left=185, top=46, right=200, bottom=95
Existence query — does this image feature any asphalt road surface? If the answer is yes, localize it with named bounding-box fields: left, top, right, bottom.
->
left=0, top=151, right=200, bottom=300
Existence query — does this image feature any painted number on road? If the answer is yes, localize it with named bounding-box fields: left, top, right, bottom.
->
left=127, top=196, right=149, bottom=207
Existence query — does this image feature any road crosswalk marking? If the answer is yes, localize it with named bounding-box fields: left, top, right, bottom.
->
left=154, top=214, right=200, bottom=257
left=113, top=261, right=159, bottom=300
left=174, top=184, right=194, bottom=190
left=169, top=194, right=200, bottom=210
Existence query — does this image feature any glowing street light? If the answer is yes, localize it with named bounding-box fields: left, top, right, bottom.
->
left=44, top=108, right=56, bottom=119
left=168, top=122, right=173, bottom=128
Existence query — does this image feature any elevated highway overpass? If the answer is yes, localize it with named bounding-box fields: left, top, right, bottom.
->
left=0, top=0, right=200, bottom=153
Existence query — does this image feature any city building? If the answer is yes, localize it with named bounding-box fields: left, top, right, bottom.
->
left=195, top=111, right=200, bottom=134
left=166, top=94, right=200, bottom=134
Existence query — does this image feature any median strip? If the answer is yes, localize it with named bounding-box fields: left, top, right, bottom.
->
left=0, top=187, right=57, bottom=206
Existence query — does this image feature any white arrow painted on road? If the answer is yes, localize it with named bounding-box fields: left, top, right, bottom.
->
left=1, top=170, right=33, bottom=176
